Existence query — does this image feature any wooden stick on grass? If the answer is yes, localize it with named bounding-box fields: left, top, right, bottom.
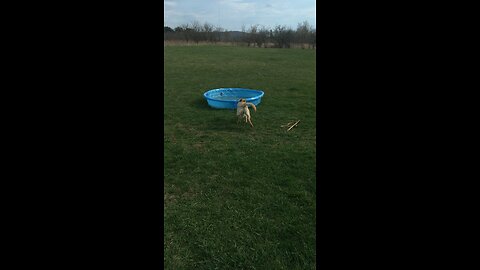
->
left=281, top=121, right=294, bottom=127
left=287, top=120, right=300, bottom=131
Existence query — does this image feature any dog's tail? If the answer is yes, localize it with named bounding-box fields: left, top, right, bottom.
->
left=247, top=103, right=257, bottom=112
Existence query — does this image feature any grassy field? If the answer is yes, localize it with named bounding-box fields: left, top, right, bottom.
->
left=164, top=45, right=316, bottom=269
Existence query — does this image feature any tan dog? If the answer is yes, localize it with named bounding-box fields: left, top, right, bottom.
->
left=236, top=98, right=257, bottom=127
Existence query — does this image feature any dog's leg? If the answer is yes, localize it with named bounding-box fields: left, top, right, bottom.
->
left=236, top=108, right=242, bottom=124
left=248, top=116, right=254, bottom=127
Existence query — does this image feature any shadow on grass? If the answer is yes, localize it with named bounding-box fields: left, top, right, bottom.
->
left=191, top=97, right=212, bottom=110
left=204, top=115, right=243, bottom=132
left=191, top=97, right=255, bottom=132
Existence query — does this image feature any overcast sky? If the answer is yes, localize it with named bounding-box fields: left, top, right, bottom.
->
left=164, top=0, right=316, bottom=31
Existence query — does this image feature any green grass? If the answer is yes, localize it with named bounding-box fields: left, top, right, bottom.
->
left=164, top=45, right=316, bottom=269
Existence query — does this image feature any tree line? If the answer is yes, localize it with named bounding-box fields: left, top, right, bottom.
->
left=164, top=21, right=316, bottom=49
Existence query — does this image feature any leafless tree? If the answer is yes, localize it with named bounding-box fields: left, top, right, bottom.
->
left=296, top=21, right=312, bottom=48
left=213, top=26, right=224, bottom=44
left=177, top=24, right=193, bottom=43
left=272, top=25, right=294, bottom=48
left=257, top=25, right=269, bottom=48
left=191, top=20, right=203, bottom=44
left=309, top=28, right=316, bottom=49
left=248, top=25, right=258, bottom=47
left=203, top=22, right=215, bottom=43
left=164, top=20, right=315, bottom=48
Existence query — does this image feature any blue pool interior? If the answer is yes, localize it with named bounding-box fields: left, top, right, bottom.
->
left=204, top=88, right=264, bottom=109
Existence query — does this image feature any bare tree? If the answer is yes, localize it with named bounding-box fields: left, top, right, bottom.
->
left=223, top=30, right=230, bottom=43
left=272, top=25, right=294, bottom=48
left=241, top=24, right=249, bottom=46
left=248, top=25, right=258, bottom=47
left=309, top=28, right=316, bottom=49
left=203, top=22, right=214, bottom=43
left=213, top=26, right=224, bottom=44
left=296, top=21, right=312, bottom=48
left=257, top=25, right=269, bottom=48
left=177, top=24, right=193, bottom=43
left=191, top=20, right=203, bottom=44
left=165, top=20, right=315, bottom=48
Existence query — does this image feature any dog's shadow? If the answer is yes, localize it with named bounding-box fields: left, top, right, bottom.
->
left=191, top=98, right=252, bottom=132
left=191, top=98, right=249, bottom=132
left=191, top=98, right=212, bottom=110
left=205, top=112, right=243, bottom=132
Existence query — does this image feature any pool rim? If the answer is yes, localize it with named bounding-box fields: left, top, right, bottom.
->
left=203, top=88, right=265, bottom=103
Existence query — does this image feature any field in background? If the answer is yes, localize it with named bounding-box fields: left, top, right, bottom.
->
left=164, top=45, right=316, bottom=269
left=164, top=40, right=239, bottom=47
left=164, top=40, right=315, bottom=49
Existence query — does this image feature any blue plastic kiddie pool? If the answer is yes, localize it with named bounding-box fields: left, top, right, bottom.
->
left=203, top=88, right=264, bottom=109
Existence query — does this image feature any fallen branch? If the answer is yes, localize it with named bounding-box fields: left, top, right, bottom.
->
left=287, top=120, right=300, bottom=131
left=281, top=121, right=295, bottom=127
